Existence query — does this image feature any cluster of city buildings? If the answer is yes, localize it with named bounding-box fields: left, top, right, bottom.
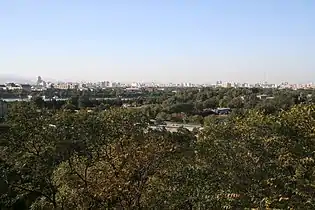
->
left=0, top=83, right=32, bottom=91
left=0, top=76, right=315, bottom=91
left=212, top=81, right=315, bottom=89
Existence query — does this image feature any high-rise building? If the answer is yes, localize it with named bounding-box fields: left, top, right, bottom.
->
left=36, top=76, right=43, bottom=85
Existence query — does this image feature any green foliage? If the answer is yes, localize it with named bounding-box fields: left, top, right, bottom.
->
left=168, top=103, right=194, bottom=114
left=31, top=96, right=45, bottom=109
left=197, top=104, right=315, bottom=209
left=1, top=102, right=315, bottom=209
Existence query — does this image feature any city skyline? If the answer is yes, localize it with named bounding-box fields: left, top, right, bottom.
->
left=0, top=1, right=314, bottom=83
left=1, top=74, right=314, bottom=88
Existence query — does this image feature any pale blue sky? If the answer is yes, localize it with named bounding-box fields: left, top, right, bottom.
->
left=0, top=0, right=314, bottom=83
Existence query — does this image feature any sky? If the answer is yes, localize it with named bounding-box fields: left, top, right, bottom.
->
left=0, top=0, right=314, bottom=84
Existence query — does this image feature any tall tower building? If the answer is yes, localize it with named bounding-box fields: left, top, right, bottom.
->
left=36, top=76, right=43, bottom=85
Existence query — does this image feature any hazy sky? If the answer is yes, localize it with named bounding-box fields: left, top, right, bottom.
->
left=0, top=0, right=314, bottom=83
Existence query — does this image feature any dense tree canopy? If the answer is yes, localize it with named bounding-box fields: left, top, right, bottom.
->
left=1, top=101, right=315, bottom=209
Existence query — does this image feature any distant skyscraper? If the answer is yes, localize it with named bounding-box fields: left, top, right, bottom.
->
left=34, top=76, right=47, bottom=90
left=36, top=76, right=43, bottom=85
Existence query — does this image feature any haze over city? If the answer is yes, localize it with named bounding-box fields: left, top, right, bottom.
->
left=0, top=1, right=314, bottom=84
